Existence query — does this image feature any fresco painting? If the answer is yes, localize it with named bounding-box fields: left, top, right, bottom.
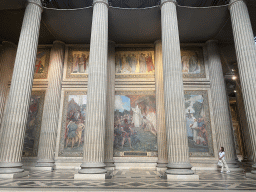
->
left=115, top=51, right=155, bottom=74
left=185, top=94, right=209, bottom=153
left=23, top=93, right=44, bottom=157
left=181, top=49, right=201, bottom=74
left=71, top=51, right=89, bottom=74
left=64, top=95, right=87, bottom=152
left=34, top=51, right=47, bottom=74
left=114, top=94, right=157, bottom=156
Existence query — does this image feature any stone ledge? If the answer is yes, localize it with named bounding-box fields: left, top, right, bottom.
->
left=245, top=173, right=256, bottom=179
left=0, top=171, right=29, bottom=179
left=74, top=173, right=106, bottom=180
left=30, top=167, right=53, bottom=171
left=167, top=174, right=199, bottom=181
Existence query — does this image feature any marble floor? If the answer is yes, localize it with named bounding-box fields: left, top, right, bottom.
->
left=0, top=168, right=256, bottom=191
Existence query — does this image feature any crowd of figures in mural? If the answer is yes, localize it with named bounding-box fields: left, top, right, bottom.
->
left=114, top=95, right=157, bottom=155
left=64, top=95, right=87, bottom=151
left=185, top=94, right=209, bottom=152
left=71, top=51, right=90, bottom=74
left=115, top=52, right=155, bottom=74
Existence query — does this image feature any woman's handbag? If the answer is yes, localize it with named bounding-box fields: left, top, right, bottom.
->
left=217, top=160, right=223, bottom=167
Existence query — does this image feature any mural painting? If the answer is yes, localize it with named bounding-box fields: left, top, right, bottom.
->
left=184, top=91, right=213, bottom=156
left=115, top=50, right=155, bottom=78
left=66, top=48, right=90, bottom=78
left=34, top=49, right=50, bottom=79
left=59, top=93, right=87, bottom=157
left=114, top=93, right=157, bottom=156
left=23, top=91, right=45, bottom=157
left=181, top=47, right=205, bottom=78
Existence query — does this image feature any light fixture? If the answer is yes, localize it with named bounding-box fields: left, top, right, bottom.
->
left=232, top=76, right=237, bottom=80
left=234, top=90, right=237, bottom=93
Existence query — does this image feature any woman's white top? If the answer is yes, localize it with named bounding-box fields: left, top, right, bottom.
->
left=219, top=151, right=225, bottom=160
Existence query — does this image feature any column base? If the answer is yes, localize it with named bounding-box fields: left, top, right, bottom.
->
left=36, top=159, right=55, bottom=168
left=0, top=171, right=29, bottom=179
left=79, top=162, right=107, bottom=174
left=166, top=162, right=194, bottom=175
left=105, top=160, right=115, bottom=170
left=74, top=173, right=106, bottom=180
left=0, top=162, right=24, bottom=174
left=226, top=160, right=244, bottom=172
left=167, top=174, right=199, bottom=181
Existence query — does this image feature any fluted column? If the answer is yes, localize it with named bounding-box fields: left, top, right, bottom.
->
left=206, top=40, right=239, bottom=169
left=0, top=0, right=42, bottom=177
left=236, top=81, right=253, bottom=162
left=229, top=0, right=256, bottom=174
left=0, top=42, right=16, bottom=128
left=154, top=40, right=168, bottom=169
left=36, top=41, right=65, bottom=169
left=161, top=0, right=195, bottom=178
left=75, top=0, right=108, bottom=179
left=104, top=41, right=115, bottom=170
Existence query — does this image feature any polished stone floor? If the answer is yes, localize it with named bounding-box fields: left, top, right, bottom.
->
left=0, top=168, right=256, bottom=191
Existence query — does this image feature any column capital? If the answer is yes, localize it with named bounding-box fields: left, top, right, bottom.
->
left=27, top=0, right=43, bottom=12
left=93, top=0, right=109, bottom=8
left=154, top=40, right=162, bottom=45
left=229, top=0, right=245, bottom=9
left=206, top=40, right=218, bottom=45
left=160, top=0, right=177, bottom=8
left=108, top=40, right=116, bottom=45
left=53, top=40, right=65, bottom=45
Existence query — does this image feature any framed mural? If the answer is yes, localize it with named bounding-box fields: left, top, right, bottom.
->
left=66, top=47, right=90, bottom=78
left=181, top=47, right=206, bottom=78
left=115, top=48, right=155, bottom=78
left=23, top=91, right=45, bottom=157
left=184, top=90, right=213, bottom=157
left=114, top=91, right=157, bottom=157
left=33, top=49, right=50, bottom=79
left=59, top=91, right=87, bottom=157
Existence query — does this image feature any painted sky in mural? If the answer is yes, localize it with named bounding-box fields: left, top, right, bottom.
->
left=114, top=95, right=157, bottom=155
left=64, top=95, right=87, bottom=152
left=115, top=52, right=155, bottom=74
left=185, top=94, right=209, bottom=152
left=71, top=51, right=89, bottom=74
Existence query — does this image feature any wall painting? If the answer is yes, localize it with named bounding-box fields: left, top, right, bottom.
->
left=59, top=92, right=87, bottom=157
left=181, top=47, right=205, bottom=78
left=66, top=47, right=90, bottom=78
left=23, top=91, right=45, bottom=157
left=34, top=49, right=50, bottom=79
left=114, top=92, right=157, bottom=157
left=185, top=90, right=213, bottom=157
left=115, top=48, right=155, bottom=78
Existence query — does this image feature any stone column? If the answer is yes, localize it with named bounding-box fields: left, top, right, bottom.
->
left=161, top=0, right=198, bottom=180
left=104, top=41, right=115, bottom=170
left=0, top=0, right=42, bottom=178
left=206, top=40, right=240, bottom=169
left=235, top=81, right=253, bottom=162
left=74, top=0, right=108, bottom=180
left=36, top=41, right=65, bottom=170
left=229, top=0, right=256, bottom=175
left=154, top=40, right=168, bottom=169
left=0, top=42, right=16, bottom=128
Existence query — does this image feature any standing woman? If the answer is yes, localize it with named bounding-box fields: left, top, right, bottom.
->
left=219, top=147, right=231, bottom=173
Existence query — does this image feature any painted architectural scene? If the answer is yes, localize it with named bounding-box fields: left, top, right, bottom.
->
left=115, top=51, right=155, bottom=74
left=71, top=51, right=89, bottom=74
left=114, top=94, right=157, bottom=156
left=181, top=49, right=202, bottom=74
left=185, top=94, right=209, bottom=153
left=63, top=95, right=87, bottom=152
left=23, top=93, right=44, bottom=157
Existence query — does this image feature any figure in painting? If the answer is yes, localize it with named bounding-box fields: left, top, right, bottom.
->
left=139, top=53, right=147, bottom=73
left=121, top=119, right=133, bottom=148
left=189, top=55, right=199, bottom=73
left=181, top=55, right=190, bottom=73
left=66, top=120, right=78, bottom=148
left=131, top=105, right=142, bottom=128
left=146, top=53, right=154, bottom=72
left=34, top=52, right=45, bottom=74
left=122, top=54, right=131, bottom=73
left=72, top=54, right=79, bottom=73
left=131, top=53, right=137, bottom=73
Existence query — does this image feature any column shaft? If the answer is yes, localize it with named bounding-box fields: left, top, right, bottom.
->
left=104, top=41, right=115, bottom=169
left=79, top=0, right=108, bottom=174
left=206, top=40, right=238, bottom=167
left=0, top=0, right=42, bottom=174
left=229, top=0, right=256, bottom=172
left=0, top=42, right=16, bottom=127
left=161, top=0, right=193, bottom=175
left=36, top=41, right=65, bottom=168
left=154, top=40, right=168, bottom=168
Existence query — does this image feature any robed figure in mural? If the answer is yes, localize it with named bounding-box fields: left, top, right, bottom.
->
left=132, top=105, right=142, bottom=127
